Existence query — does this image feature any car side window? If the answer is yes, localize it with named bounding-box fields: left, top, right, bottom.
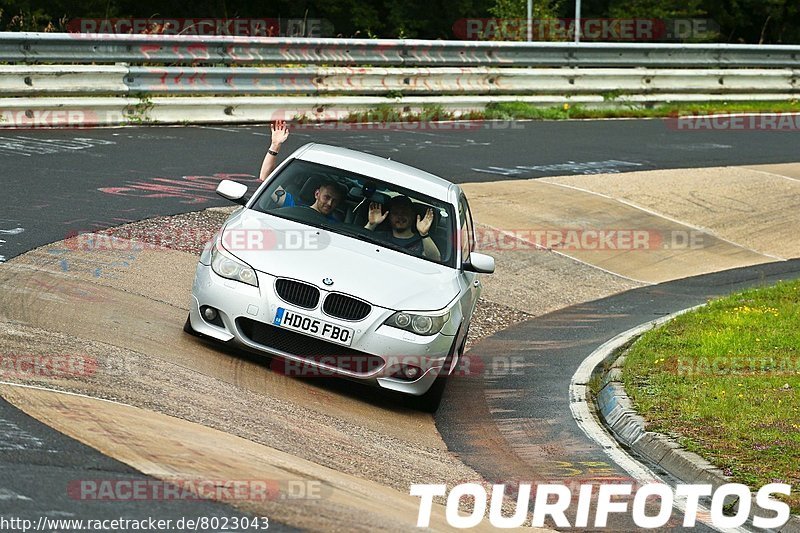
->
left=458, top=195, right=475, bottom=262
left=464, top=196, right=476, bottom=255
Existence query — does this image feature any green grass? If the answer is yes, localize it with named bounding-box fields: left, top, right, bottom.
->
left=482, top=100, right=800, bottom=120
left=621, top=279, right=800, bottom=512
left=323, top=100, right=800, bottom=126
left=342, top=103, right=471, bottom=123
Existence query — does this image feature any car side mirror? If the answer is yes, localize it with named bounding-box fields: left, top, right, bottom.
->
left=216, top=180, right=249, bottom=205
left=464, top=252, right=495, bottom=273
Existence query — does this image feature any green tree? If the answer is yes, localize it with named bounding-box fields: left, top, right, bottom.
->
left=485, top=0, right=564, bottom=40
left=2, top=0, right=799, bottom=42
left=703, top=0, right=800, bottom=43
left=489, top=0, right=562, bottom=18
left=607, top=0, right=706, bottom=19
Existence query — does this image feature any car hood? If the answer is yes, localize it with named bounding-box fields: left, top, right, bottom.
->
left=221, top=210, right=461, bottom=311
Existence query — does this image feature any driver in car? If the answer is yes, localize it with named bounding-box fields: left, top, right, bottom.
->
left=365, top=195, right=441, bottom=261
left=308, top=181, right=345, bottom=220
left=279, top=180, right=345, bottom=223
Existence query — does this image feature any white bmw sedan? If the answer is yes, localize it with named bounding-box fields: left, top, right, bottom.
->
left=185, top=143, right=494, bottom=411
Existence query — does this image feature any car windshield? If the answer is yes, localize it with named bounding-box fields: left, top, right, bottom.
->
left=250, top=159, right=457, bottom=267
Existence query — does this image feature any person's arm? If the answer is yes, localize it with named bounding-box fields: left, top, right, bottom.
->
left=420, top=234, right=441, bottom=261
left=271, top=187, right=295, bottom=207
left=258, top=120, right=289, bottom=181
left=417, top=208, right=441, bottom=261
left=364, top=202, right=388, bottom=230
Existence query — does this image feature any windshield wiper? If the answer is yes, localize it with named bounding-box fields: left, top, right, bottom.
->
left=316, top=222, right=341, bottom=233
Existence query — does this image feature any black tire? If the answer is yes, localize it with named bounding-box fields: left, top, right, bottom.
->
left=410, top=329, right=467, bottom=413
left=412, top=373, right=448, bottom=413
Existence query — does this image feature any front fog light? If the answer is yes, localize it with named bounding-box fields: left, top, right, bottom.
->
left=392, top=364, right=423, bottom=381
left=403, top=365, right=420, bottom=379
left=200, top=306, right=224, bottom=327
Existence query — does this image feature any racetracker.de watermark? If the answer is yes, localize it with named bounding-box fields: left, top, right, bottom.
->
left=269, top=353, right=524, bottom=378
left=270, top=116, right=523, bottom=132
left=265, top=109, right=525, bottom=131
left=284, top=120, right=495, bottom=131
left=0, top=110, right=524, bottom=131
left=474, top=228, right=706, bottom=251
left=452, top=18, right=718, bottom=41
left=0, top=110, right=99, bottom=128
left=66, top=18, right=332, bottom=37
left=675, top=355, right=800, bottom=376
left=666, top=113, right=800, bottom=131
left=65, top=228, right=708, bottom=255
left=0, top=108, right=158, bottom=128
left=68, top=479, right=324, bottom=501
left=65, top=228, right=332, bottom=253
left=0, top=354, right=97, bottom=378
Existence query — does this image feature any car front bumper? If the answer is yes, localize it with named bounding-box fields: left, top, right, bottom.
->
left=188, top=263, right=457, bottom=396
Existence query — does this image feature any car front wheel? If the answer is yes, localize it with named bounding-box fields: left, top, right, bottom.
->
left=412, top=372, right=448, bottom=413
left=411, top=328, right=466, bottom=413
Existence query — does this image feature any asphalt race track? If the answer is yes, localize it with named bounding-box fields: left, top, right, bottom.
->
left=1, top=119, right=799, bottom=531
left=0, top=395, right=297, bottom=532
left=2, top=119, right=799, bottom=258
left=437, top=259, right=800, bottom=530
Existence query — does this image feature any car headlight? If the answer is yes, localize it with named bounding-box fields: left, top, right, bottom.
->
left=211, top=241, right=258, bottom=287
left=384, top=310, right=450, bottom=336
left=199, top=238, right=214, bottom=265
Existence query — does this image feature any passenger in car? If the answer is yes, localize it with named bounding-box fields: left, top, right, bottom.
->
left=365, top=195, right=441, bottom=261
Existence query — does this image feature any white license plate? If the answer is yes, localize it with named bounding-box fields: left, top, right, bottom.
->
left=273, top=308, right=354, bottom=346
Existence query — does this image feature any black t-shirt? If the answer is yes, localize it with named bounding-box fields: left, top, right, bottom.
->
left=378, top=231, right=424, bottom=255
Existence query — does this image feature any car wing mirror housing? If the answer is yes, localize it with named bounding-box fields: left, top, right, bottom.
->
left=216, top=180, right=249, bottom=205
left=464, top=252, right=495, bottom=273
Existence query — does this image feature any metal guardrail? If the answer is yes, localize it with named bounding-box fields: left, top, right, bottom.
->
left=2, top=65, right=797, bottom=96
left=1, top=32, right=799, bottom=127
left=2, top=32, right=800, bottom=68
left=5, top=93, right=796, bottom=128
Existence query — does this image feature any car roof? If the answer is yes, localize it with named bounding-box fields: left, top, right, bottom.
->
left=295, top=143, right=455, bottom=202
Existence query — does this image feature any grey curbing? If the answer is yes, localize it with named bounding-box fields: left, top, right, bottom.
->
left=594, top=326, right=800, bottom=531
